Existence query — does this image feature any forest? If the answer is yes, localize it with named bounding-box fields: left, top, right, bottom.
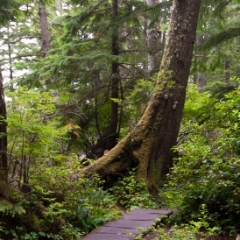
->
left=0, top=0, right=240, bottom=239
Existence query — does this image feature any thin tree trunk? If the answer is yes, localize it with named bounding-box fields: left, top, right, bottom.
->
left=225, top=58, right=231, bottom=86
left=197, top=72, right=207, bottom=91
left=147, top=0, right=162, bottom=74
left=81, top=0, right=201, bottom=195
left=39, top=3, right=51, bottom=57
left=143, top=18, right=148, bottom=72
left=88, top=0, right=120, bottom=158
left=7, top=25, right=13, bottom=81
left=196, top=35, right=207, bottom=91
left=108, top=0, right=120, bottom=137
left=0, top=65, right=8, bottom=182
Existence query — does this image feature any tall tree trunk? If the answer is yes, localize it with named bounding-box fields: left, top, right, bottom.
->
left=81, top=0, right=201, bottom=195
left=108, top=0, right=120, bottom=137
left=88, top=0, right=120, bottom=158
left=0, top=65, right=8, bottom=182
left=39, top=3, right=51, bottom=57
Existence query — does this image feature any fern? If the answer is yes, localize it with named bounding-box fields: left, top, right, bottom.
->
left=0, top=200, right=26, bottom=217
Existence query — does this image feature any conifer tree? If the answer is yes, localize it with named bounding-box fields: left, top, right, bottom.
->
left=28, top=0, right=167, bottom=156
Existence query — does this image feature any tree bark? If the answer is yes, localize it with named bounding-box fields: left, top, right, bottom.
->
left=0, top=65, right=8, bottom=182
left=39, top=3, right=51, bottom=57
left=81, top=0, right=201, bottom=194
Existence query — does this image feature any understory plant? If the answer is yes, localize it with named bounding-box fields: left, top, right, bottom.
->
left=63, top=174, right=122, bottom=234
left=0, top=172, right=121, bottom=239
left=161, top=84, right=240, bottom=236
left=110, top=169, right=158, bottom=210
left=0, top=87, right=121, bottom=239
left=6, top=86, right=68, bottom=188
left=155, top=204, right=219, bottom=240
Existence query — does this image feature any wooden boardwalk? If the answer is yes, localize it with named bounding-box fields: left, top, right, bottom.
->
left=80, top=208, right=173, bottom=240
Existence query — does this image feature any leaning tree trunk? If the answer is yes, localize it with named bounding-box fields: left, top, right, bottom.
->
left=81, top=0, right=201, bottom=194
left=0, top=65, right=8, bottom=183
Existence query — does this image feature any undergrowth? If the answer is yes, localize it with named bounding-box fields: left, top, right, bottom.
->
left=110, top=169, right=158, bottom=210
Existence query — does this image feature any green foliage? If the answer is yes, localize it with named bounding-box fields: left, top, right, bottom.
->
left=182, top=84, right=212, bottom=120
left=110, top=169, right=157, bottom=210
left=132, top=204, right=218, bottom=240
left=0, top=199, right=26, bottom=217
left=122, top=78, right=155, bottom=134
left=64, top=174, right=122, bottom=234
left=199, top=27, right=240, bottom=50
left=0, top=0, right=21, bottom=24
left=0, top=86, right=123, bottom=239
left=159, top=205, right=218, bottom=240
left=162, top=83, right=240, bottom=236
left=6, top=86, right=68, bottom=187
left=192, top=0, right=240, bottom=87
left=0, top=175, right=121, bottom=239
left=18, top=0, right=164, bottom=154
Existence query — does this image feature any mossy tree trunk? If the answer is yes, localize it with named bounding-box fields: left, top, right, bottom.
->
left=81, top=0, right=202, bottom=194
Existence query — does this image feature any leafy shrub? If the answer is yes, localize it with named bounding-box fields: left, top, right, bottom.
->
left=0, top=175, right=121, bottom=239
left=6, top=86, right=68, bottom=188
left=156, top=205, right=219, bottom=240
left=63, top=174, right=122, bottom=235
left=110, top=169, right=158, bottom=210
left=162, top=84, right=240, bottom=236
left=0, top=87, right=121, bottom=239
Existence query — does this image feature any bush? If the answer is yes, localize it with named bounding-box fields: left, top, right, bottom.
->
left=63, top=174, right=122, bottom=235
left=162, top=84, right=240, bottom=236
left=0, top=87, right=121, bottom=239
left=110, top=169, right=158, bottom=210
